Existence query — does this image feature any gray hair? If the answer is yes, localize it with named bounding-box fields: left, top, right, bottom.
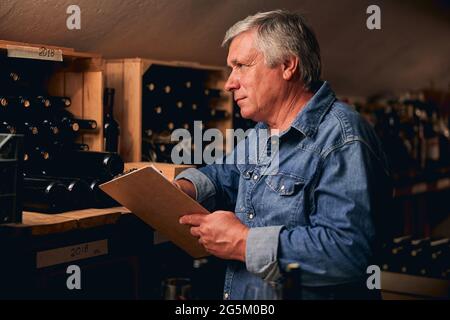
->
left=222, top=10, right=321, bottom=90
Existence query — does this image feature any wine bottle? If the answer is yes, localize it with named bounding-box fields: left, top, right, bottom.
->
left=6, top=71, right=20, bottom=83
left=38, top=119, right=60, bottom=141
left=208, top=108, right=230, bottom=120
left=176, top=101, right=184, bottom=110
left=6, top=96, right=31, bottom=119
left=383, top=235, right=412, bottom=273
left=191, top=258, right=210, bottom=300
left=429, top=238, right=449, bottom=279
left=77, top=119, right=98, bottom=131
left=144, top=104, right=175, bottom=134
left=23, top=177, right=69, bottom=213
left=26, top=146, right=51, bottom=161
left=53, top=111, right=80, bottom=136
left=50, top=176, right=93, bottom=210
left=407, top=237, right=431, bottom=276
left=46, top=150, right=124, bottom=180
left=103, top=88, right=120, bottom=152
left=49, top=140, right=89, bottom=152
left=49, top=96, right=71, bottom=108
left=22, top=146, right=52, bottom=176
left=167, top=122, right=175, bottom=131
left=204, top=88, right=222, bottom=98
left=16, top=121, right=39, bottom=137
left=34, top=96, right=51, bottom=109
left=282, top=263, right=302, bottom=300
left=0, top=96, right=8, bottom=108
left=85, top=178, right=119, bottom=208
left=149, top=105, right=166, bottom=133
left=162, top=278, right=192, bottom=300
left=146, top=82, right=156, bottom=92
left=0, top=121, right=16, bottom=134
left=0, top=71, right=21, bottom=94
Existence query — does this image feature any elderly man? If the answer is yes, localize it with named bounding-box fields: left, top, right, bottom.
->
left=175, top=10, right=390, bottom=300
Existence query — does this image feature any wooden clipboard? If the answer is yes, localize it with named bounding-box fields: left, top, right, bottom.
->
left=99, top=165, right=210, bottom=258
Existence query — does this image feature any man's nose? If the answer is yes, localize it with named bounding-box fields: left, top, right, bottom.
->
left=224, top=72, right=239, bottom=92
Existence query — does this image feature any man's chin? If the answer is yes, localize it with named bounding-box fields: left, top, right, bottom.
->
left=239, top=107, right=256, bottom=121
left=240, top=112, right=257, bottom=122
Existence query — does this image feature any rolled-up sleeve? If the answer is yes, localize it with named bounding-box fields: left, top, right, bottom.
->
left=175, top=160, right=240, bottom=211
left=176, top=168, right=217, bottom=209
left=246, top=226, right=284, bottom=281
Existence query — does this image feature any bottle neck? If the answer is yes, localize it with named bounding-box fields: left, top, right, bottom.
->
left=104, top=90, right=115, bottom=115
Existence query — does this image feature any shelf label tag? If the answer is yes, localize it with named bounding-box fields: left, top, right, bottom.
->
left=36, top=239, right=108, bottom=269
left=7, top=45, right=63, bottom=62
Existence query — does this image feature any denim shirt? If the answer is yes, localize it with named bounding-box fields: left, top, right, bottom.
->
left=176, top=81, right=391, bottom=300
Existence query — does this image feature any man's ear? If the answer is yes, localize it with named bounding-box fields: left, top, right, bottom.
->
left=281, top=56, right=299, bottom=81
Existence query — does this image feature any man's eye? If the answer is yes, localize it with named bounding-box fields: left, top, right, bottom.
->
left=237, top=62, right=250, bottom=69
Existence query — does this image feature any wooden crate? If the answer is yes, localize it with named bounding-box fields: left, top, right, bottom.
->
left=104, top=58, right=233, bottom=162
left=0, top=40, right=104, bottom=152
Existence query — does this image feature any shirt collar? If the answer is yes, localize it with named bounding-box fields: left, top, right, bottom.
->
left=290, top=81, right=336, bottom=137
left=255, top=81, right=336, bottom=138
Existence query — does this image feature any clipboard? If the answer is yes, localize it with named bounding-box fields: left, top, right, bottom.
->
left=99, top=165, right=210, bottom=258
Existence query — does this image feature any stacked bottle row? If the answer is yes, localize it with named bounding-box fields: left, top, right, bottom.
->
left=141, top=65, right=231, bottom=164
left=22, top=150, right=124, bottom=213
left=380, top=235, right=450, bottom=279
left=355, top=90, right=450, bottom=185
left=0, top=56, right=123, bottom=213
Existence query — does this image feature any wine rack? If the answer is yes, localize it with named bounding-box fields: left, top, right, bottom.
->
left=105, top=58, right=234, bottom=163
left=0, top=40, right=123, bottom=213
left=379, top=234, right=450, bottom=299
left=0, top=40, right=104, bottom=150
left=380, top=235, right=449, bottom=280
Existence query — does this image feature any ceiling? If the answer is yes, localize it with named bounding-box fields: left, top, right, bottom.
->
left=0, top=0, right=449, bottom=97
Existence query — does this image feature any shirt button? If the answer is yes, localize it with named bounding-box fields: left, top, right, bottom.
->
left=248, top=213, right=254, bottom=219
left=280, top=185, right=285, bottom=190
left=253, top=175, right=258, bottom=180
left=224, top=292, right=229, bottom=299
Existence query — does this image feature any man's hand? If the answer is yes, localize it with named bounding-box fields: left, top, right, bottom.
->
left=179, top=211, right=249, bottom=262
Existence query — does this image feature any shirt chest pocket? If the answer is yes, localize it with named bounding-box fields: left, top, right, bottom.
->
left=265, top=173, right=305, bottom=196
left=256, top=173, right=306, bottom=227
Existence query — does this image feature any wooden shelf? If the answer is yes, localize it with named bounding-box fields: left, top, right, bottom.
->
left=0, top=207, right=128, bottom=236
left=104, top=58, right=233, bottom=162
left=0, top=40, right=101, bottom=60
left=394, top=177, right=450, bottom=197
left=382, top=271, right=449, bottom=299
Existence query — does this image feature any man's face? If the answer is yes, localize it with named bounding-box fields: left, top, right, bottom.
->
left=225, top=30, right=284, bottom=123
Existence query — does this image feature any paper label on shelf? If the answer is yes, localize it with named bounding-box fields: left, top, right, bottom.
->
left=36, top=239, right=108, bottom=269
left=7, top=45, right=63, bottom=62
